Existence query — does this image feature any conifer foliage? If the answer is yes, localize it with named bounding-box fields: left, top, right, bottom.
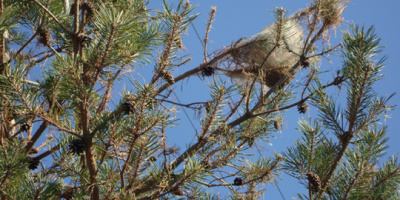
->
left=0, top=0, right=398, bottom=199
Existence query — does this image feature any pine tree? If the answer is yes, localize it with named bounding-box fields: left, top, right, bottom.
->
left=0, top=0, right=398, bottom=199
left=283, top=25, right=400, bottom=199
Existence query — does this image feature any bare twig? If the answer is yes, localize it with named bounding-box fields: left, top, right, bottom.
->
left=203, top=6, right=216, bottom=63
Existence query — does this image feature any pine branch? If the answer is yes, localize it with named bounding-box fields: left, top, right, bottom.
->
left=96, top=68, right=123, bottom=114
left=154, top=41, right=255, bottom=95
left=342, top=170, right=362, bottom=199
left=373, top=168, right=400, bottom=190
left=73, top=0, right=80, bottom=34
left=30, top=0, right=72, bottom=37
left=9, top=31, right=40, bottom=64
left=133, top=93, right=246, bottom=195
left=203, top=6, right=216, bottom=63
left=158, top=98, right=207, bottom=110
left=253, top=75, right=341, bottom=117
left=78, top=93, right=100, bottom=199
left=33, top=143, right=62, bottom=161
left=317, top=24, right=384, bottom=199
left=200, top=89, right=224, bottom=139
left=24, top=121, right=48, bottom=153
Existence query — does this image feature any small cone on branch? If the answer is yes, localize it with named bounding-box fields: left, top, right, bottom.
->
left=20, top=123, right=30, bottom=132
left=202, top=65, right=215, bottom=77
left=160, top=71, right=175, bottom=85
left=170, top=173, right=179, bottom=180
left=148, top=156, right=157, bottom=162
left=301, top=61, right=310, bottom=68
left=233, top=177, right=243, bottom=186
left=306, top=173, right=322, bottom=192
left=122, top=102, right=135, bottom=115
left=37, top=28, right=51, bottom=46
left=172, top=187, right=184, bottom=196
left=274, top=120, right=282, bottom=131
left=69, top=139, right=86, bottom=155
left=28, top=157, right=40, bottom=170
left=78, top=34, right=92, bottom=47
left=297, top=102, right=309, bottom=114
left=333, top=76, right=344, bottom=86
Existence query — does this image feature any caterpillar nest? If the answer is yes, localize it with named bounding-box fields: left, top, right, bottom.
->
left=223, top=19, right=304, bottom=88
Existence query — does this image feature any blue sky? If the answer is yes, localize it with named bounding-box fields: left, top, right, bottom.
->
left=145, top=0, right=400, bottom=199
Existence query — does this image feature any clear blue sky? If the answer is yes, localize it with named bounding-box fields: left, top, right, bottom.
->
left=145, top=0, right=400, bottom=199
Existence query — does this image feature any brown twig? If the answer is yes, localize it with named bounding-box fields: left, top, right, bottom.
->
left=33, top=143, right=62, bottom=160
left=24, top=121, right=48, bottom=153
left=253, top=77, right=339, bottom=117
left=158, top=99, right=207, bottom=110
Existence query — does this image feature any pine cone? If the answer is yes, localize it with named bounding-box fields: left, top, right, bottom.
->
left=37, top=28, right=51, bottom=46
left=78, top=34, right=92, bottom=47
left=170, top=173, right=179, bottom=180
left=202, top=65, right=214, bottom=77
left=306, top=173, right=322, bottom=193
left=297, top=102, right=309, bottom=114
left=122, top=102, right=135, bottom=115
left=28, top=157, right=40, bottom=170
left=333, top=76, right=344, bottom=86
left=273, top=120, right=281, bottom=130
left=20, top=123, right=30, bottom=132
left=69, top=139, right=86, bottom=155
left=172, top=187, right=184, bottom=196
left=233, top=177, right=243, bottom=186
left=148, top=156, right=157, bottom=162
left=161, top=71, right=175, bottom=85
left=301, top=61, right=310, bottom=68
